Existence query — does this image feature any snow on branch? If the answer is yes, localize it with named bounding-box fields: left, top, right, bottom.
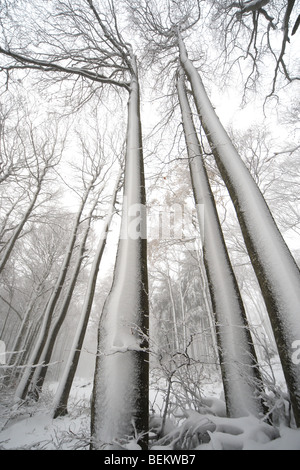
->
left=0, top=47, right=130, bottom=90
left=227, top=1, right=270, bottom=14
left=240, top=0, right=270, bottom=14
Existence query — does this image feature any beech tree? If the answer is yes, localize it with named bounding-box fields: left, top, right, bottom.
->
left=127, top=0, right=300, bottom=426
left=1, top=210, right=75, bottom=384
left=177, top=66, right=265, bottom=418
left=14, top=158, right=102, bottom=401
left=52, top=170, right=121, bottom=418
left=177, top=31, right=300, bottom=427
left=29, top=159, right=111, bottom=400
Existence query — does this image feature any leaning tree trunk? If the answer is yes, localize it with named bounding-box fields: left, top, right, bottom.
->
left=178, top=32, right=300, bottom=426
left=29, top=192, right=102, bottom=399
left=91, top=57, right=149, bottom=450
left=52, top=172, right=121, bottom=419
left=177, top=66, right=265, bottom=418
left=0, top=168, right=46, bottom=274
left=14, top=184, right=93, bottom=402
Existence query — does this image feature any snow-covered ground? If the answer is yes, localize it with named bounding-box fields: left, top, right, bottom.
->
left=0, top=372, right=300, bottom=450
left=0, top=379, right=91, bottom=450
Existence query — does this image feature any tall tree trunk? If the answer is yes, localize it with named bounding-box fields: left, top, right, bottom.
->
left=178, top=33, right=300, bottom=426
left=177, top=66, right=265, bottom=418
left=91, top=58, right=149, bottom=450
left=179, top=280, right=187, bottom=351
left=52, top=173, right=121, bottom=418
left=166, top=273, right=180, bottom=351
left=195, top=249, right=219, bottom=365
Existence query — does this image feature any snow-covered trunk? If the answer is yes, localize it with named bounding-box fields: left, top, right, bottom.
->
left=195, top=249, right=219, bottom=364
left=179, top=281, right=187, bottom=351
left=30, top=199, right=98, bottom=398
left=14, top=187, right=93, bottom=402
left=52, top=173, right=120, bottom=419
left=3, top=296, right=37, bottom=387
left=91, top=60, right=149, bottom=450
left=177, top=66, right=265, bottom=418
left=178, top=35, right=300, bottom=425
left=167, top=274, right=180, bottom=351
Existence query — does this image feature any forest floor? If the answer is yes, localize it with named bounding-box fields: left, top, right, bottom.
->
left=0, top=364, right=300, bottom=450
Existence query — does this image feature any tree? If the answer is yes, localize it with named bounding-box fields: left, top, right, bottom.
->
left=127, top=0, right=300, bottom=426
left=90, top=51, right=149, bottom=449
left=29, top=162, right=110, bottom=400
left=52, top=169, right=121, bottom=418
left=176, top=30, right=300, bottom=426
left=0, top=208, right=76, bottom=381
left=14, top=160, right=100, bottom=401
left=177, top=65, right=265, bottom=418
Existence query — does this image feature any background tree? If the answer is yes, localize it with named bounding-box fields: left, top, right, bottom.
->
left=52, top=169, right=122, bottom=418
left=1, top=214, right=74, bottom=385
left=0, top=101, right=65, bottom=274
left=14, top=151, right=104, bottom=402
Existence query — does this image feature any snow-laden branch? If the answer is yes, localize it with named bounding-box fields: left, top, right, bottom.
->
left=227, top=0, right=270, bottom=14
left=240, top=0, right=270, bottom=14
left=0, top=47, right=130, bottom=90
left=86, top=0, right=133, bottom=74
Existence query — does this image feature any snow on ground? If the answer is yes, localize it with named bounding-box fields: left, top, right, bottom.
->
left=0, top=374, right=300, bottom=450
left=0, top=378, right=91, bottom=450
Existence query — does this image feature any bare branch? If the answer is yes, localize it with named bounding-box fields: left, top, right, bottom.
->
left=210, top=0, right=299, bottom=98
left=0, top=47, right=130, bottom=90
left=0, top=294, right=23, bottom=320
